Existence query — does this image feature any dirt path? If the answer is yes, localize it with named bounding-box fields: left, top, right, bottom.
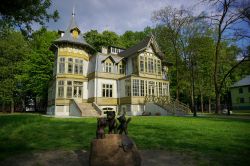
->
left=0, top=150, right=203, bottom=166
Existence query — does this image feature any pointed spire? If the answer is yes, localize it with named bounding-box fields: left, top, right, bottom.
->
left=72, top=5, right=75, bottom=17
left=66, top=7, right=80, bottom=34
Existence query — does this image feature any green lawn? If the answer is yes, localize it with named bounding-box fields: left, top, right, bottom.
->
left=0, top=114, right=250, bottom=165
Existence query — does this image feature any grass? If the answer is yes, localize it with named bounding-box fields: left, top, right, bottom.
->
left=0, top=114, right=250, bottom=165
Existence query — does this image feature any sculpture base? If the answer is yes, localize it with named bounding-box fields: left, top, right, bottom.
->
left=89, top=134, right=141, bottom=166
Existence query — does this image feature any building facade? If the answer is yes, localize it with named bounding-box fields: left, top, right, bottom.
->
left=47, top=14, right=171, bottom=116
left=230, top=75, right=250, bottom=110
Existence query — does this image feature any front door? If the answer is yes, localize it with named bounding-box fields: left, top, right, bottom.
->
left=73, top=81, right=83, bottom=101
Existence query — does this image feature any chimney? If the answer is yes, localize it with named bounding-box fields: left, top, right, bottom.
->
left=58, top=30, right=65, bottom=37
left=101, top=47, right=108, bottom=54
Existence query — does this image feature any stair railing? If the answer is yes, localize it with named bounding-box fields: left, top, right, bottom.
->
left=92, top=102, right=102, bottom=115
left=144, top=95, right=191, bottom=114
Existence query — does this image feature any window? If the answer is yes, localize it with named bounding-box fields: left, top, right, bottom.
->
left=111, top=47, right=115, bottom=54
left=154, top=59, right=157, bottom=73
left=148, top=81, right=154, bottom=96
left=59, top=58, right=65, bottom=73
left=103, top=107, right=113, bottom=111
left=79, top=60, right=83, bottom=74
left=145, top=81, right=148, bottom=95
left=57, top=80, right=64, bottom=97
left=104, top=62, right=112, bottom=73
left=163, top=83, right=168, bottom=96
left=119, top=63, right=125, bottom=74
left=240, top=98, right=245, bottom=103
left=156, top=82, right=158, bottom=96
left=140, top=56, right=144, bottom=72
left=148, top=58, right=154, bottom=73
left=125, top=79, right=131, bottom=96
left=133, top=79, right=140, bottom=96
left=159, top=82, right=162, bottom=96
left=157, top=60, right=161, bottom=75
left=239, top=87, right=243, bottom=94
left=145, top=57, right=148, bottom=73
left=74, top=59, right=79, bottom=74
left=140, top=80, right=144, bottom=96
left=102, top=84, right=113, bottom=97
left=68, top=58, right=73, bottom=73
left=67, top=81, right=72, bottom=98
left=73, top=81, right=83, bottom=98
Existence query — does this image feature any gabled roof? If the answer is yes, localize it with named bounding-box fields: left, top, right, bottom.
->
left=119, top=35, right=163, bottom=59
left=101, top=55, right=124, bottom=64
left=54, top=13, right=95, bottom=51
left=231, top=75, right=250, bottom=87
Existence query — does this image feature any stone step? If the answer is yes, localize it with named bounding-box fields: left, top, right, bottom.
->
left=76, top=102, right=100, bottom=117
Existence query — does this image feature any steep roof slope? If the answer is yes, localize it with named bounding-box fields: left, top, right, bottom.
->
left=54, top=13, right=94, bottom=50
left=231, top=75, right=250, bottom=87
left=119, top=35, right=164, bottom=59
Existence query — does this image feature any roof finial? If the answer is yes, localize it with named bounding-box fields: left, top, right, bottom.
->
left=72, top=5, right=75, bottom=17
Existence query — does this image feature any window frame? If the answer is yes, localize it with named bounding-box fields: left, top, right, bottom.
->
left=59, top=57, right=65, bottom=73
left=102, top=84, right=113, bottom=97
left=132, top=79, right=140, bottom=96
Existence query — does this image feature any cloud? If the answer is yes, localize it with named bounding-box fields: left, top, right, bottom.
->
left=45, top=0, right=204, bottom=34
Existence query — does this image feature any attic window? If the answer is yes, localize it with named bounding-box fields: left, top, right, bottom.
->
left=72, top=30, right=79, bottom=38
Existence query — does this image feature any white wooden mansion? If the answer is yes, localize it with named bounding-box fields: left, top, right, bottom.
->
left=47, top=13, right=190, bottom=117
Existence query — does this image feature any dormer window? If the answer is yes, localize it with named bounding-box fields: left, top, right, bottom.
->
left=109, top=46, right=125, bottom=54
left=104, top=62, right=112, bottom=73
left=119, top=63, right=125, bottom=74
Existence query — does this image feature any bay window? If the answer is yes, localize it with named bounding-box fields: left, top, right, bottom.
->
left=59, top=57, right=65, bottom=73
left=57, top=80, right=64, bottom=97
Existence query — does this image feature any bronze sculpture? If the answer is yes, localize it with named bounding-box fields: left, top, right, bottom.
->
left=96, top=112, right=132, bottom=139
left=117, top=113, right=131, bottom=135
left=106, top=111, right=118, bottom=134
left=96, top=117, right=107, bottom=139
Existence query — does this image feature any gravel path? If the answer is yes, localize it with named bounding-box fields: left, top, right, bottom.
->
left=0, top=150, right=202, bottom=166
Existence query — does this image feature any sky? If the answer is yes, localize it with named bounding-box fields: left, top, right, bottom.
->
left=45, top=0, right=203, bottom=34
left=43, top=0, right=249, bottom=49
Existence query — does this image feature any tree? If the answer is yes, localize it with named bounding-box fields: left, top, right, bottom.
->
left=120, top=27, right=152, bottom=48
left=0, top=30, right=30, bottom=112
left=202, top=0, right=249, bottom=113
left=19, top=28, right=58, bottom=111
left=85, top=30, right=122, bottom=51
left=187, top=35, right=215, bottom=114
left=0, top=0, right=59, bottom=35
left=152, top=6, right=192, bottom=100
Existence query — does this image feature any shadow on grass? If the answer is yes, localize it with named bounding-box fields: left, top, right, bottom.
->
left=0, top=115, right=96, bottom=160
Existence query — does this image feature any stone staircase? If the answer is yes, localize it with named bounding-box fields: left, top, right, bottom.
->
left=71, top=100, right=100, bottom=117
left=77, top=102, right=101, bottom=117
left=144, top=95, right=191, bottom=115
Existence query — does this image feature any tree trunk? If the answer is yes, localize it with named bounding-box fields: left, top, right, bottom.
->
left=34, top=97, right=37, bottom=112
left=208, top=97, right=211, bottom=113
left=191, top=59, right=196, bottom=117
left=11, top=99, right=14, bottom=113
left=215, top=92, right=220, bottom=114
left=21, top=98, right=25, bottom=112
left=176, top=55, right=179, bottom=100
left=2, top=102, right=5, bottom=112
left=200, top=92, right=204, bottom=113
left=191, top=88, right=194, bottom=113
